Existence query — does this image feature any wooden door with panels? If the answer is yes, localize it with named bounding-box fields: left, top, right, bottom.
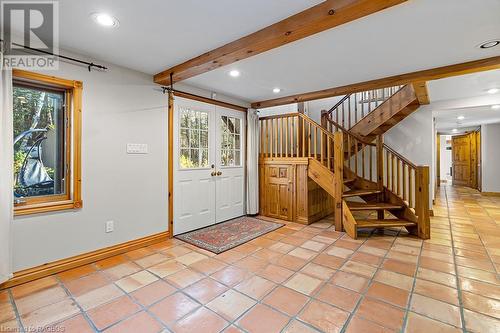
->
left=263, top=164, right=294, bottom=221
left=476, top=130, right=482, bottom=191
left=452, top=134, right=471, bottom=186
left=173, top=97, right=245, bottom=235
left=215, top=107, right=246, bottom=223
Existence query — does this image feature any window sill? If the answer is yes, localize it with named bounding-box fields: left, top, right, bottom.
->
left=14, top=200, right=83, bottom=216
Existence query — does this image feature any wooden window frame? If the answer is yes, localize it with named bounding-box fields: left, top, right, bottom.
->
left=13, top=69, right=82, bottom=216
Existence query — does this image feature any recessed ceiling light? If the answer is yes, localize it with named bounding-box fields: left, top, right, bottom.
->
left=478, top=40, right=500, bottom=49
left=452, top=128, right=458, bottom=133
left=492, top=104, right=500, bottom=110
left=91, top=13, right=119, bottom=27
left=487, top=88, right=499, bottom=94
left=229, top=70, right=240, bottom=77
left=272, top=88, right=281, bottom=94
left=457, top=116, right=465, bottom=120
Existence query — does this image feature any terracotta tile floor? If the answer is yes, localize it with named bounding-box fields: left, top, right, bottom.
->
left=1, top=185, right=500, bottom=333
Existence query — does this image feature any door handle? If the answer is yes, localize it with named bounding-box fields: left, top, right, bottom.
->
left=211, top=171, right=216, bottom=177
left=216, top=171, right=222, bottom=176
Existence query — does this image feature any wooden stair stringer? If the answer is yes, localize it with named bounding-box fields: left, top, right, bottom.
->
left=349, top=84, right=420, bottom=138
left=343, top=166, right=378, bottom=191
left=307, top=158, right=336, bottom=198
left=342, top=200, right=357, bottom=239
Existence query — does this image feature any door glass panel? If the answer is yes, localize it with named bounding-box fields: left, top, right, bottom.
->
left=220, top=116, right=241, bottom=167
left=179, top=107, right=209, bottom=169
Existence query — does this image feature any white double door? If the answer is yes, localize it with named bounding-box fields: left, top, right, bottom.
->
left=173, top=97, right=245, bottom=235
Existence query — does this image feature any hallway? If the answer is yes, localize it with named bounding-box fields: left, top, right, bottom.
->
left=1, top=186, right=499, bottom=333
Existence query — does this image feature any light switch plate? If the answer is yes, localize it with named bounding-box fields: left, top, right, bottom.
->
left=105, top=220, right=114, bottom=233
left=127, top=143, right=148, bottom=154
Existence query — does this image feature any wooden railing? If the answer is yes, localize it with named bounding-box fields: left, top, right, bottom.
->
left=382, top=144, right=417, bottom=209
left=326, top=85, right=404, bottom=129
left=259, top=113, right=340, bottom=173
left=323, top=117, right=377, bottom=183
left=324, top=116, right=430, bottom=238
left=382, top=142, right=430, bottom=237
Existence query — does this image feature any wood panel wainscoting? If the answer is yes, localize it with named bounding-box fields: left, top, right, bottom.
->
left=0, top=231, right=169, bottom=290
left=259, top=158, right=334, bottom=225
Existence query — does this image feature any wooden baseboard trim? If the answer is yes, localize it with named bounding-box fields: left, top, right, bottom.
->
left=481, top=192, right=500, bottom=197
left=0, top=231, right=169, bottom=290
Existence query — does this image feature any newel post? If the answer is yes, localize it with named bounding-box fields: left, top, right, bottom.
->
left=333, top=131, right=344, bottom=232
left=321, top=110, right=328, bottom=129
left=415, top=166, right=431, bottom=239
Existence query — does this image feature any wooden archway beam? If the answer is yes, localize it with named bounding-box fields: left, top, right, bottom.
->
left=251, top=56, right=500, bottom=109
left=154, top=0, right=407, bottom=86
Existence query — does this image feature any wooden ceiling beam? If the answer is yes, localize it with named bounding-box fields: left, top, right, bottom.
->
left=251, top=56, right=500, bottom=109
left=154, top=0, right=407, bottom=86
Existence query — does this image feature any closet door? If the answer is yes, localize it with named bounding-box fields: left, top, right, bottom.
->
left=173, top=97, right=216, bottom=235
left=215, top=106, right=246, bottom=223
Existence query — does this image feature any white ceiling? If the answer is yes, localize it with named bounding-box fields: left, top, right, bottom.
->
left=48, top=0, right=323, bottom=75
left=430, top=70, right=500, bottom=133
left=435, top=106, right=500, bottom=134
left=11, top=0, right=500, bottom=104
left=429, top=69, right=500, bottom=102
left=185, top=0, right=500, bottom=102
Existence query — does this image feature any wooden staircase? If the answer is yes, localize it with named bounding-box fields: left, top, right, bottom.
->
left=258, top=86, right=431, bottom=239
left=322, top=84, right=430, bottom=239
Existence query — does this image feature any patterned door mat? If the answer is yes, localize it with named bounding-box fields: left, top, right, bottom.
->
left=175, top=216, right=284, bottom=254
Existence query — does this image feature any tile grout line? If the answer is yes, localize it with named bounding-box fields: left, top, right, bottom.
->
left=228, top=224, right=327, bottom=332
left=278, top=229, right=370, bottom=333
left=468, top=195, right=500, bottom=276
left=443, top=186, right=468, bottom=333
left=55, top=275, right=100, bottom=333
left=400, top=228, right=425, bottom=333
left=7, top=288, right=26, bottom=333
left=337, top=228, right=401, bottom=333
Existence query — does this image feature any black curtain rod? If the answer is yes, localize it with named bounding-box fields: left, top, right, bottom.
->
left=0, top=40, right=107, bottom=71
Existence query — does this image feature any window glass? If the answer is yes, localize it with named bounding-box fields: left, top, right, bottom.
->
left=179, top=107, right=209, bottom=168
left=220, top=116, right=241, bottom=166
left=13, top=83, right=66, bottom=199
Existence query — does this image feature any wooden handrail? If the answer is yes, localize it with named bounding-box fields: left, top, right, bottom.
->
left=259, top=113, right=301, bottom=120
left=327, top=94, right=350, bottom=115
left=383, top=144, right=417, bottom=169
left=323, top=116, right=375, bottom=146
left=325, top=85, right=405, bottom=130
left=298, top=113, right=337, bottom=140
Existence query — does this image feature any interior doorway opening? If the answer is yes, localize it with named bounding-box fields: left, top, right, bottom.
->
left=437, top=130, right=481, bottom=191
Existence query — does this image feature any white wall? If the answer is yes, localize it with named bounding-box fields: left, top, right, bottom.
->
left=481, top=123, right=500, bottom=193
left=258, top=95, right=345, bottom=125
left=12, top=52, right=247, bottom=271
left=384, top=107, right=434, bottom=208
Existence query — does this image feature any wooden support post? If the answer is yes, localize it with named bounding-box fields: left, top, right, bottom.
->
left=415, top=166, right=430, bottom=239
left=298, top=103, right=305, bottom=157
left=376, top=135, right=385, bottom=219
left=168, top=91, right=174, bottom=237
left=321, top=110, right=328, bottom=128
left=321, top=110, right=328, bottom=164
left=333, top=131, right=344, bottom=232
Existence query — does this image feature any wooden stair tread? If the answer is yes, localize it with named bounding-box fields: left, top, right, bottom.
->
left=342, top=189, right=381, bottom=198
left=347, top=202, right=403, bottom=211
left=355, top=219, right=416, bottom=228
left=343, top=178, right=356, bottom=184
